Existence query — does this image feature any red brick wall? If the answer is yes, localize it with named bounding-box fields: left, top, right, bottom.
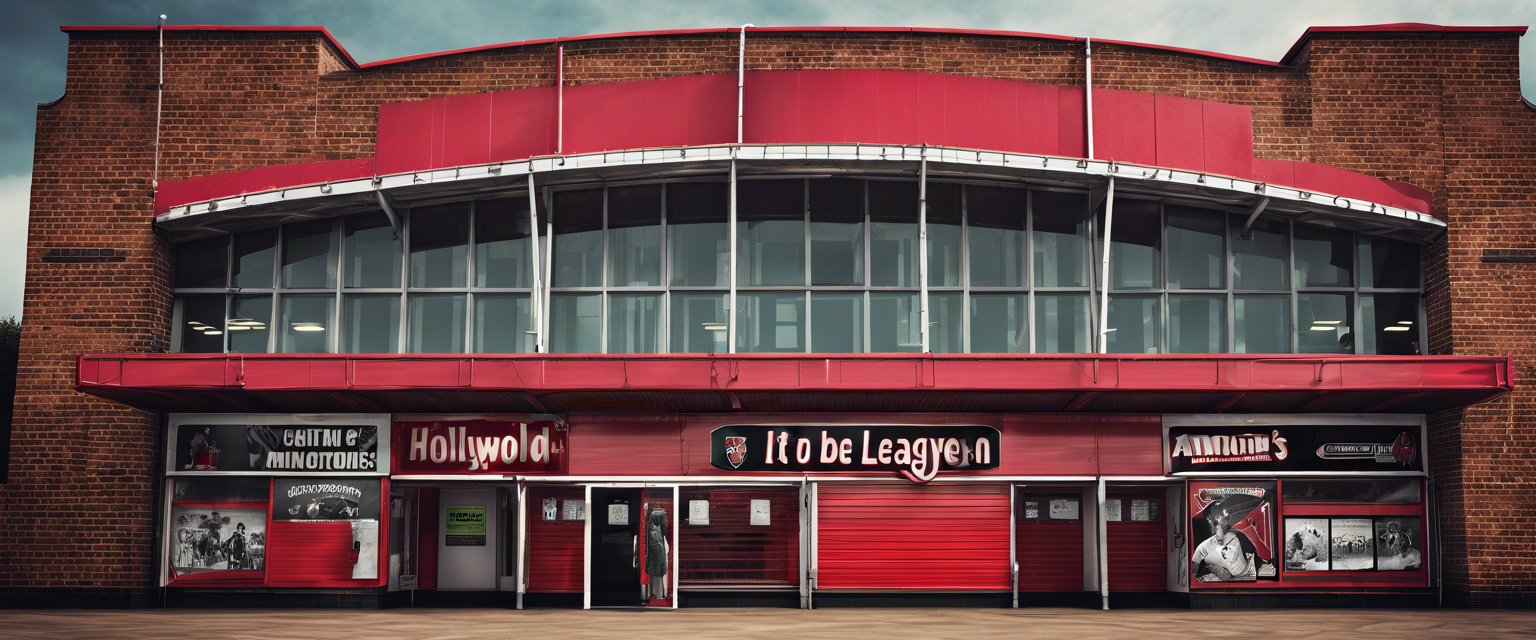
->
left=7, top=27, right=1533, bottom=605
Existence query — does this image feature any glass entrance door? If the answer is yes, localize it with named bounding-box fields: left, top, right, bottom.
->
left=589, top=487, right=643, bottom=607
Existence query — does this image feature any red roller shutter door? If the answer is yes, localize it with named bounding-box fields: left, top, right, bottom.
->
left=1016, top=491, right=1086, bottom=592
left=1107, top=492, right=1166, bottom=591
left=817, top=483, right=1010, bottom=590
left=526, top=485, right=585, bottom=593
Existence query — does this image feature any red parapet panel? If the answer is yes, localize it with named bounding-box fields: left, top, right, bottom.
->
left=1251, top=157, right=1297, bottom=189
left=563, top=74, right=734, bottom=155
left=1058, top=87, right=1088, bottom=159
left=353, top=359, right=463, bottom=389
left=489, top=86, right=558, bottom=163
left=1154, top=94, right=1205, bottom=171
left=154, top=157, right=375, bottom=214
left=442, top=92, right=493, bottom=168
left=1202, top=99, right=1253, bottom=179
left=121, top=357, right=223, bottom=388
left=377, top=98, right=443, bottom=176
left=1091, top=89, right=1157, bottom=166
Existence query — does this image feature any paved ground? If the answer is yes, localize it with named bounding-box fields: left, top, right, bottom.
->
left=1, top=607, right=1534, bottom=639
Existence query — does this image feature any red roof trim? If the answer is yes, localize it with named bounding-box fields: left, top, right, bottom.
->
left=61, top=23, right=1528, bottom=71
left=1280, top=22, right=1527, bottom=64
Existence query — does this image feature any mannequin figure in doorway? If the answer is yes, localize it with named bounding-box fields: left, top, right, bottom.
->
left=645, top=507, right=670, bottom=601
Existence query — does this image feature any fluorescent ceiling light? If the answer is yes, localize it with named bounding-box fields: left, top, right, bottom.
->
left=1313, top=320, right=1342, bottom=325
left=1397, top=320, right=1414, bottom=325
left=1309, top=326, right=1336, bottom=331
left=202, top=330, right=223, bottom=335
left=1383, top=326, right=1411, bottom=332
left=292, top=325, right=326, bottom=332
left=227, top=326, right=250, bottom=331
left=702, top=323, right=728, bottom=331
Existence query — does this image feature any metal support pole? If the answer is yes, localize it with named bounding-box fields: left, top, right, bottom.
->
left=728, top=158, right=739, bottom=353
left=1097, top=477, right=1109, bottom=610
left=528, top=174, right=544, bottom=352
left=374, top=190, right=402, bottom=240
left=153, top=15, right=166, bottom=192
left=515, top=481, right=527, bottom=608
left=1097, top=177, right=1116, bottom=353
left=737, top=25, right=753, bottom=144
left=1085, top=37, right=1094, bottom=160
left=557, top=46, right=564, bottom=155
left=919, top=149, right=930, bottom=353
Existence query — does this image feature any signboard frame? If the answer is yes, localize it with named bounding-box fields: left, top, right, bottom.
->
left=166, top=414, right=390, bottom=476
left=1162, top=414, right=1426, bottom=477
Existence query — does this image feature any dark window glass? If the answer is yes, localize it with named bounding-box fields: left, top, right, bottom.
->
left=928, top=183, right=962, bottom=287
left=929, top=292, right=963, bottom=354
left=737, top=292, right=804, bottom=353
left=868, top=181, right=918, bottom=287
left=1295, top=225, right=1353, bottom=288
left=971, top=293, right=1028, bottom=353
left=1169, top=294, right=1225, bottom=354
left=737, top=179, right=805, bottom=286
left=1362, top=293, right=1420, bottom=355
left=1102, top=200, right=1160, bottom=290
left=1359, top=236, right=1422, bottom=289
left=1166, top=206, right=1224, bottom=290
left=552, top=189, right=603, bottom=287
left=809, top=178, right=864, bottom=286
left=968, top=186, right=1025, bottom=288
left=475, top=198, right=532, bottom=289
left=407, top=293, right=464, bottom=353
left=1298, top=292, right=1353, bottom=354
left=232, top=227, right=277, bottom=288
left=870, top=292, right=921, bottom=353
left=282, top=219, right=338, bottom=289
left=175, top=237, right=228, bottom=289
left=1282, top=479, right=1422, bottom=504
left=342, top=294, right=400, bottom=353
left=1233, top=217, right=1288, bottom=290
left=345, top=212, right=402, bottom=289
left=608, top=185, right=663, bottom=287
left=279, top=294, right=333, bottom=353
left=668, top=182, right=729, bottom=286
left=608, top=293, right=661, bottom=354
left=410, top=203, right=469, bottom=288
left=1235, top=295, right=1291, bottom=354
left=670, top=293, right=727, bottom=353
left=1035, top=293, right=1088, bottom=353
left=1106, top=295, right=1160, bottom=354
left=549, top=293, right=602, bottom=353
left=811, top=292, right=863, bottom=353
left=1032, top=191, right=1088, bottom=287
left=178, top=295, right=225, bottom=353
left=474, top=294, right=533, bottom=354
left=228, top=294, right=271, bottom=353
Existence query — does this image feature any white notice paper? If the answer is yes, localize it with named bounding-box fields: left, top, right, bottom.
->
left=1105, top=499, right=1122, bottom=522
left=1049, top=499, right=1080, bottom=520
left=542, top=497, right=558, bottom=521
left=608, top=503, right=629, bottom=525
left=750, top=499, right=771, bottom=526
left=689, top=500, right=710, bottom=525
left=562, top=499, right=585, bottom=521
left=352, top=519, right=379, bottom=579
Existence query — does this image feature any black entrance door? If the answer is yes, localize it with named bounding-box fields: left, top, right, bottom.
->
left=590, top=488, right=643, bottom=606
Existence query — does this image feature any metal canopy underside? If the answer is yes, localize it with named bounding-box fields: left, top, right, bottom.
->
left=77, top=353, right=1510, bottom=416
left=153, top=145, right=1446, bottom=245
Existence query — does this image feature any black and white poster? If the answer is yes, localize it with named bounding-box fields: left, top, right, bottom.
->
left=1330, top=518, right=1375, bottom=570
left=1167, top=423, right=1422, bottom=474
left=1375, top=517, right=1423, bottom=571
left=272, top=478, right=381, bottom=521
left=1284, top=518, right=1330, bottom=571
left=171, top=507, right=266, bottom=573
left=1189, top=481, right=1277, bottom=582
left=172, top=423, right=381, bottom=474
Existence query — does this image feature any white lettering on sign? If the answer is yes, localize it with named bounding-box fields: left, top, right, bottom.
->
left=407, top=424, right=551, bottom=471
left=1170, top=430, right=1289, bottom=465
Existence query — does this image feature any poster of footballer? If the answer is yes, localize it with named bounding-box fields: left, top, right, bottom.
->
left=1189, top=481, right=1277, bottom=583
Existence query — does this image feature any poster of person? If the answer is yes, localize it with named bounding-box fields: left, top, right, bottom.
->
left=1330, top=518, right=1375, bottom=570
left=1284, top=518, right=1330, bottom=571
left=170, top=507, right=266, bottom=573
left=1375, top=517, right=1423, bottom=571
left=1189, top=481, right=1276, bottom=582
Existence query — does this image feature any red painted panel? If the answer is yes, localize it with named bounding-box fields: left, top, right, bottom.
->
left=1092, top=89, right=1156, bottom=166
left=442, top=92, right=493, bottom=168
left=818, top=483, right=1010, bottom=590
left=1251, top=157, right=1296, bottom=188
left=121, top=358, right=223, bottom=387
left=526, top=484, right=584, bottom=592
left=266, top=521, right=380, bottom=587
left=1119, top=359, right=1219, bottom=389
left=377, top=98, right=442, bottom=176
left=564, top=74, right=734, bottom=155
left=543, top=360, right=627, bottom=389
left=1059, top=87, right=1087, bottom=158
left=1343, top=362, right=1423, bottom=389
left=417, top=487, right=439, bottom=590
left=567, top=421, right=683, bottom=475
left=1107, top=492, right=1166, bottom=591
left=1154, top=94, right=1204, bottom=171
left=838, top=361, right=916, bottom=388
left=678, top=487, right=800, bottom=586
left=1097, top=421, right=1164, bottom=476
left=733, top=360, right=801, bottom=388
left=624, top=360, right=716, bottom=389
left=1202, top=100, right=1253, bottom=178
left=995, top=420, right=1097, bottom=476
left=352, top=359, right=463, bottom=388
left=1016, top=489, right=1086, bottom=592
left=240, top=360, right=315, bottom=389
left=489, top=86, right=558, bottom=163
left=930, top=360, right=1095, bottom=389
left=154, top=157, right=375, bottom=215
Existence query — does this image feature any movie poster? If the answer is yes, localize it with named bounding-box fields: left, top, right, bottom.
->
left=170, top=507, right=266, bottom=573
left=1330, top=518, right=1375, bottom=570
left=1284, top=518, right=1330, bottom=571
left=1189, top=481, right=1277, bottom=583
left=1375, top=517, right=1423, bottom=571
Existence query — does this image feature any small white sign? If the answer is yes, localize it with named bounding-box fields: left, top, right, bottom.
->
left=608, top=503, right=629, bottom=525
left=689, top=500, right=710, bottom=525
left=542, top=497, right=558, bottom=521
left=351, top=519, right=379, bottom=579
left=1106, top=499, right=1122, bottom=522
left=1131, top=499, right=1152, bottom=522
left=562, top=499, right=585, bottom=521
left=750, top=499, right=771, bottom=526
left=1049, top=499, right=1080, bottom=520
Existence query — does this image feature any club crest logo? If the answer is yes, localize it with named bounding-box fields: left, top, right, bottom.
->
left=724, top=437, right=748, bottom=469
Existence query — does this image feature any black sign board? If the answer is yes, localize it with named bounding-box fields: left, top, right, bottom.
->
left=172, top=423, right=381, bottom=474
left=272, top=478, right=382, bottom=521
left=710, top=425, right=1000, bottom=482
left=1167, top=424, right=1422, bottom=474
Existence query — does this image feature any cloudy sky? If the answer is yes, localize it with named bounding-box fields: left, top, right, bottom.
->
left=0, top=0, right=1532, bottom=320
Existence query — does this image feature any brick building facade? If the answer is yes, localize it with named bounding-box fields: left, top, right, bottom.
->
left=3, top=23, right=1531, bottom=608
